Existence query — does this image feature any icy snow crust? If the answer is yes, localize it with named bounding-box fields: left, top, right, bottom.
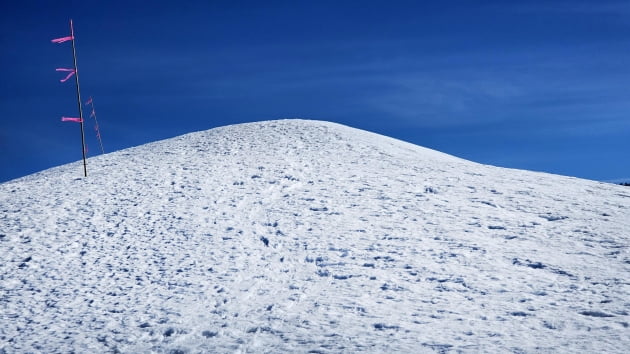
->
left=1, top=119, right=629, bottom=353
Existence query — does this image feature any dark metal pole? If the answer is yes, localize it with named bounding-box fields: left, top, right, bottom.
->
left=70, top=19, right=88, bottom=177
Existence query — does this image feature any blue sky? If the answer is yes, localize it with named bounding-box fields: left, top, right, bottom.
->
left=1, top=0, right=629, bottom=183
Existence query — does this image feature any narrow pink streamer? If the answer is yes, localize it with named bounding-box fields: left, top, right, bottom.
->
left=85, top=97, right=93, bottom=105
left=56, top=68, right=76, bottom=82
left=61, top=117, right=83, bottom=123
left=51, top=36, right=74, bottom=43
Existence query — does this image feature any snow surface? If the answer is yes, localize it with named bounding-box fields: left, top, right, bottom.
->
left=1, top=119, right=629, bottom=353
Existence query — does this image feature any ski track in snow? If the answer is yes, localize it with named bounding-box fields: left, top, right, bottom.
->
left=1, top=120, right=629, bottom=353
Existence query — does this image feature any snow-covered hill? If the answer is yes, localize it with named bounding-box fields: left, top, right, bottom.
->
left=1, top=120, right=629, bottom=353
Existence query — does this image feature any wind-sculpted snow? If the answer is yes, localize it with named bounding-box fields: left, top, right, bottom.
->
left=1, top=120, right=629, bottom=353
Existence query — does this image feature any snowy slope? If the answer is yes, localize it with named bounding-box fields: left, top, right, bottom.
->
left=1, top=119, right=629, bottom=353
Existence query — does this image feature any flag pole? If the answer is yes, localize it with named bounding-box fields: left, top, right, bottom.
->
left=70, top=19, right=88, bottom=177
left=87, top=97, right=105, bottom=154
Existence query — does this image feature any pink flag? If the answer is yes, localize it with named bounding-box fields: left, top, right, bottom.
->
left=56, top=68, right=76, bottom=82
left=85, top=97, right=93, bottom=105
left=51, top=36, right=74, bottom=44
left=61, top=117, right=83, bottom=123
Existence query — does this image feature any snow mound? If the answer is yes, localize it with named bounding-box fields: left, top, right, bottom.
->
left=1, top=119, right=629, bottom=352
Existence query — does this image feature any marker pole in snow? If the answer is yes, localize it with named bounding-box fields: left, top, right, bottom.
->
left=52, top=19, right=88, bottom=177
left=70, top=19, right=88, bottom=177
left=86, top=96, right=105, bottom=154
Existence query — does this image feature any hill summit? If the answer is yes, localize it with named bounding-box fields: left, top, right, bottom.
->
left=1, top=119, right=628, bottom=352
